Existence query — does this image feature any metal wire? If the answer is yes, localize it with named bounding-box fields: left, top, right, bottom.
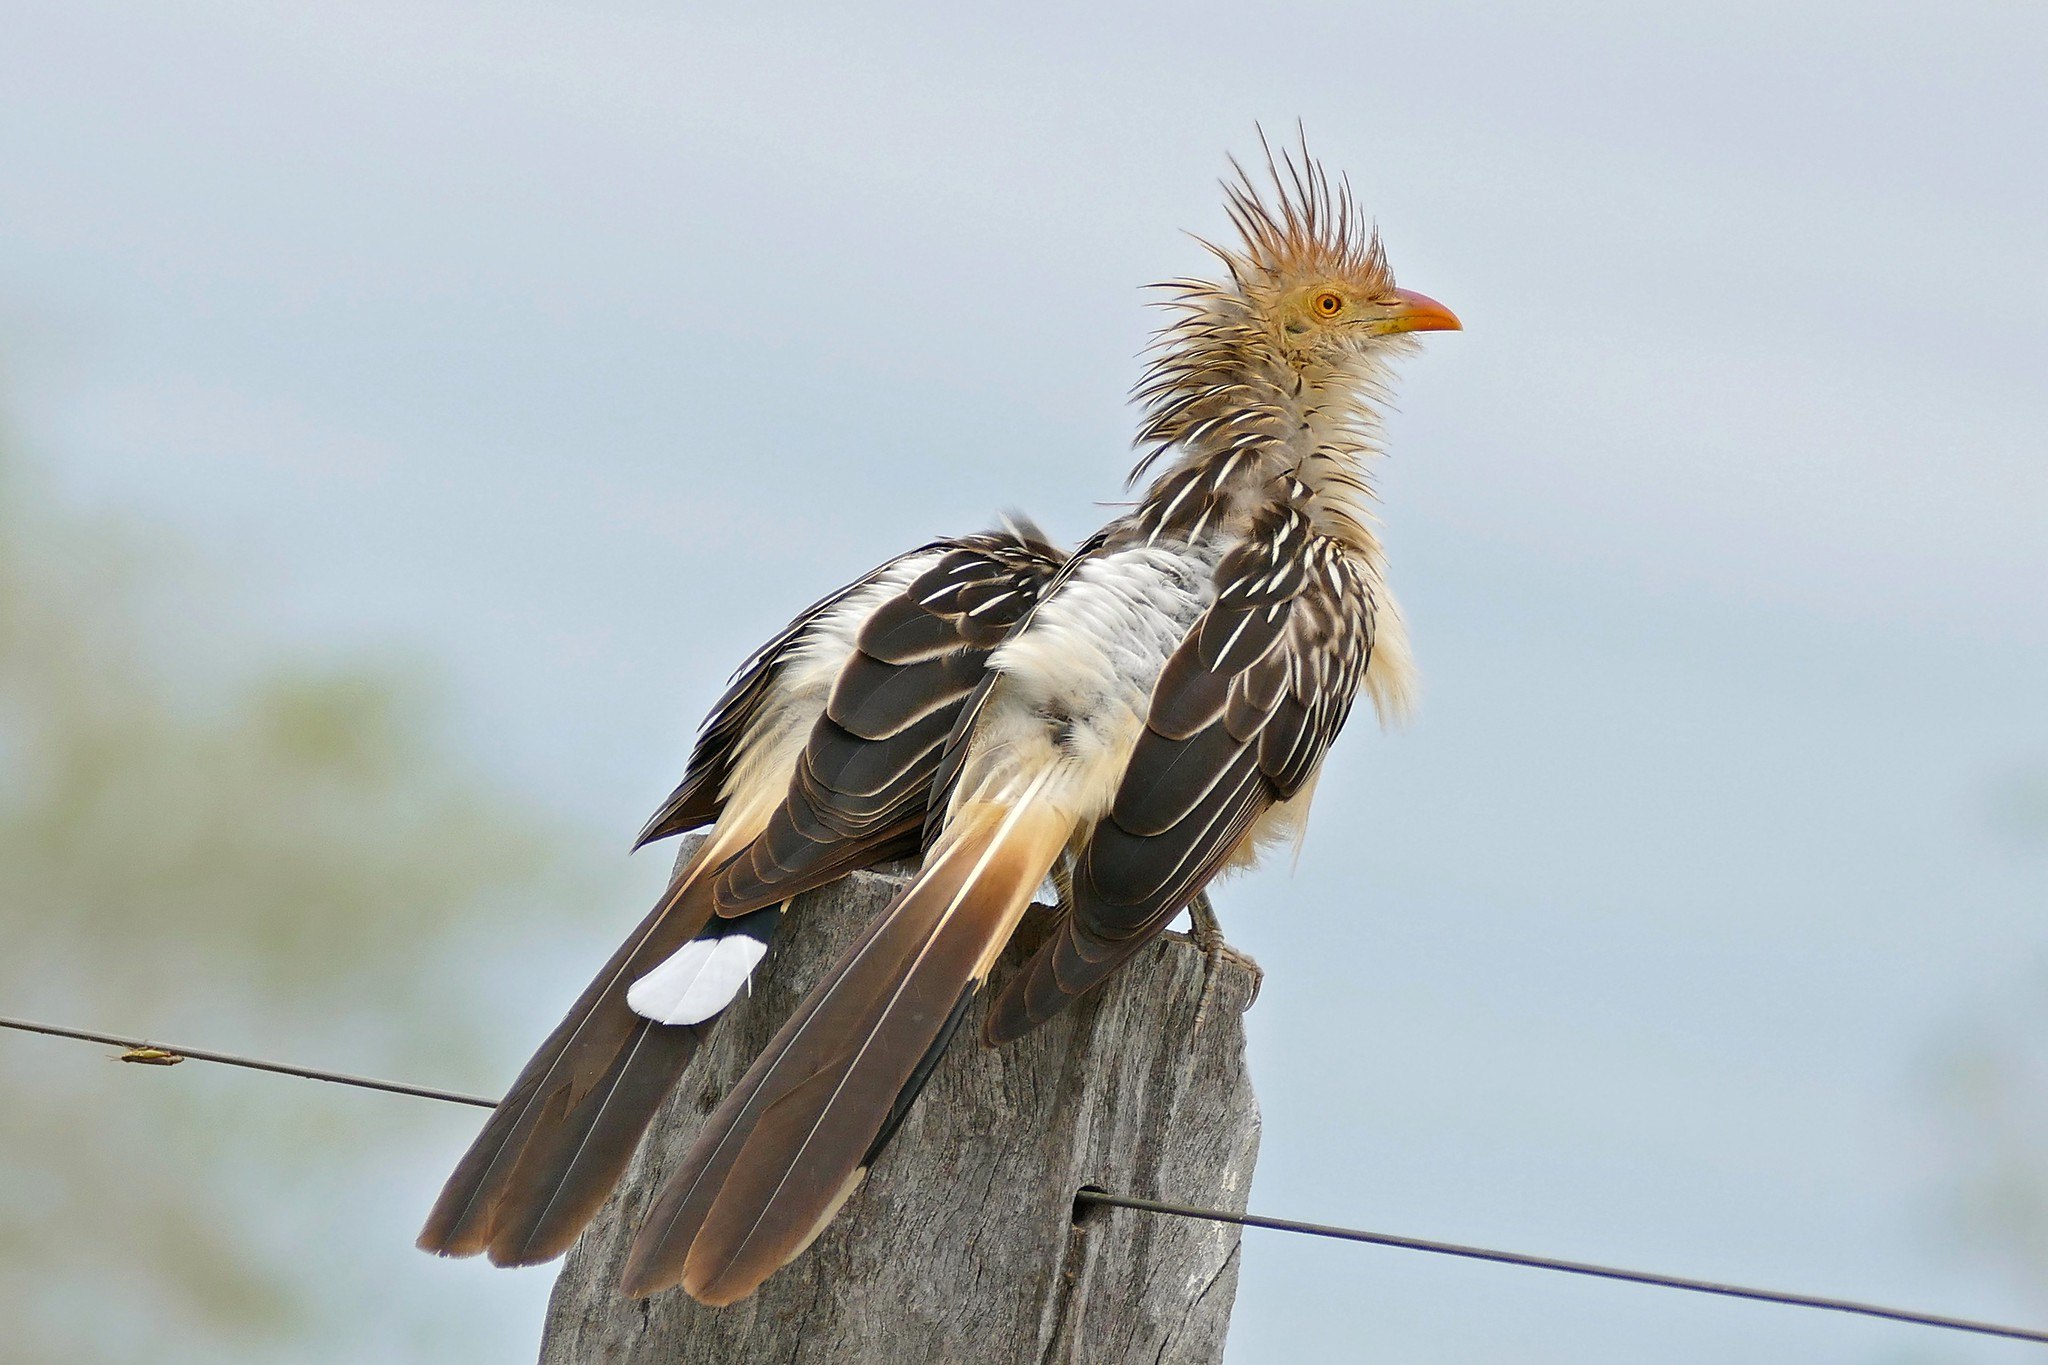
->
left=0, top=1014, right=497, bottom=1109
left=1074, top=1190, right=2048, bottom=1346
left=7, top=1010, right=2046, bottom=1347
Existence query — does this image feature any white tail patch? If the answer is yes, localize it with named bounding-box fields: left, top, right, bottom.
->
left=627, top=935, right=769, bottom=1026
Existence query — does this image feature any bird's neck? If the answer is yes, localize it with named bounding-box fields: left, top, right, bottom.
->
left=1129, top=330, right=1392, bottom=555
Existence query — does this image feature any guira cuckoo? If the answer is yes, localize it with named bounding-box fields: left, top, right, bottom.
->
left=614, top=146, right=1460, bottom=1305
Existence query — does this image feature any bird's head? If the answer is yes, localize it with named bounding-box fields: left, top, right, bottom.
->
left=1131, top=134, right=1460, bottom=492
left=1201, top=137, right=1460, bottom=370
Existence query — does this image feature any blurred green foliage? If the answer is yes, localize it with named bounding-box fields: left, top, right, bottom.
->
left=1926, top=771, right=2048, bottom=1317
left=1935, top=999, right=2048, bottom=1291
left=0, top=440, right=596, bottom=1361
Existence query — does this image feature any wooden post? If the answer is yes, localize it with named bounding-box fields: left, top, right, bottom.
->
left=538, top=838, right=1263, bottom=1364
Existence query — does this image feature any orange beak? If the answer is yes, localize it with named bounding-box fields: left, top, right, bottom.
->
left=1376, top=287, right=1462, bottom=335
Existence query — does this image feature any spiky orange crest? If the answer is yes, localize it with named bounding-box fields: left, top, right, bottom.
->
left=1208, top=132, right=1394, bottom=299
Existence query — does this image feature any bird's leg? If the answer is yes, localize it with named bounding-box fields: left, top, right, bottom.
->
left=1187, top=892, right=1263, bottom=994
left=1187, top=891, right=1224, bottom=962
left=1186, top=892, right=1263, bottom=1036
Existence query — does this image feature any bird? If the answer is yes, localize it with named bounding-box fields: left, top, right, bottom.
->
left=615, top=140, right=1462, bottom=1306
left=416, top=519, right=1065, bottom=1268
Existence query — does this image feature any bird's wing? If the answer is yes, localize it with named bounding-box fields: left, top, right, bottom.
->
left=985, top=497, right=1377, bottom=1042
left=632, top=551, right=944, bottom=851
left=709, top=525, right=1064, bottom=913
left=418, top=526, right=1059, bottom=1267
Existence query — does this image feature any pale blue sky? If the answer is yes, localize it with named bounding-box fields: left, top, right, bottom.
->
left=4, top=2, right=2045, bottom=1360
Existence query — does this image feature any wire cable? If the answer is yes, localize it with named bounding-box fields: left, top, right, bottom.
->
left=0, top=1014, right=496, bottom=1109
left=7, top=1010, right=2045, bottom=1347
left=1073, top=1190, right=2048, bottom=1346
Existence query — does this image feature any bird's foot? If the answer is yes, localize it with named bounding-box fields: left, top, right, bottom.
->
left=1186, top=894, right=1264, bottom=1031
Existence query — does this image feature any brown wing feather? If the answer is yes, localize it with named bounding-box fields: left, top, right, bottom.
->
left=985, top=500, right=1375, bottom=1044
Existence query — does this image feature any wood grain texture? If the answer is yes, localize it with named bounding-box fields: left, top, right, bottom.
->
left=538, top=835, right=1262, bottom=1364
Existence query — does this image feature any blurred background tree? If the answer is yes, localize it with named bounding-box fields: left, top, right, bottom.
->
left=1928, top=769, right=2048, bottom=1318
left=0, top=425, right=611, bottom=1362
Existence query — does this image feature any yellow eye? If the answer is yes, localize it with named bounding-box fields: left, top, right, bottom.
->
left=1311, top=290, right=1344, bottom=318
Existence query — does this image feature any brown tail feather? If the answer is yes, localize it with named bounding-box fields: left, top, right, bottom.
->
left=481, top=1016, right=703, bottom=1264
left=417, top=853, right=729, bottom=1261
left=619, top=795, right=1068, bottom=1304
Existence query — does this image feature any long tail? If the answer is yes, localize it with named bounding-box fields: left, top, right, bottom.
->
left=619, top=781, right=1068, bottom=1304
left=418, top=835, right=777, bottom=1267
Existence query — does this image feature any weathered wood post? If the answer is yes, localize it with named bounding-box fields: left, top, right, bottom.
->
left=539, top=837, right=1262, bottom=1364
